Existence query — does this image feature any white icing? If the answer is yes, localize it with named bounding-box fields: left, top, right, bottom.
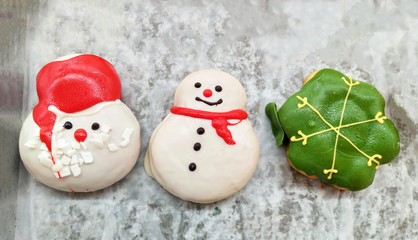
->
left=34, top=127, right=40, bottom=137
left=56, top=131, right=63, bottom=139
left=145, top=69, right=259, bottom=203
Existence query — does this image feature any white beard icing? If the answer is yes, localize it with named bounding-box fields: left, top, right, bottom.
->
left=47, top=128, right=132, bottom=178
left=39, top=100, right=134, bottom=179
left=20, top=100, right=140, bottom=192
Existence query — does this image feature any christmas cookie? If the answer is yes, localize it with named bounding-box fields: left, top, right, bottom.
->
left=266, top=69, right=400, bottom=191
left=19, top=54, right=141, bottom=192
left=145, top=69, right=259, bottom=203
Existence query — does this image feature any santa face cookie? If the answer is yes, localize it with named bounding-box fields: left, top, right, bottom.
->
left=19, top=54, right=141, bottom=192
left=145, top=69, right=259, bottom=203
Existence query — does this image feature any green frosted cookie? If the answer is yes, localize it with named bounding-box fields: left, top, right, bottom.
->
left=266, top=69, right=400, bottom=191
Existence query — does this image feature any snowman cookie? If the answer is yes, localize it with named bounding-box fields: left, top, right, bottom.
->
left=145, top=69, right=259, bottom=203
left=19, top=54, right=141, bottom=192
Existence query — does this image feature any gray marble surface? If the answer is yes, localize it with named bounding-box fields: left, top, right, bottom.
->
left=4, top=0, right=418, bottom=239
left=0, top=1, right=26, bottom=239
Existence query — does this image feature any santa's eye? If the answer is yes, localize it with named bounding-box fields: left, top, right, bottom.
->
left=194, top=82, right=201, bottom=88
left=63, top=121, right=73, bottom=130
left=91, top=122, right=100, bottom=130
left=215, top=85, right=222, bottom=92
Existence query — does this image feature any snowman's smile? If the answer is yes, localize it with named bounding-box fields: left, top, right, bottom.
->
left=195, top=97, right=223, bottom=106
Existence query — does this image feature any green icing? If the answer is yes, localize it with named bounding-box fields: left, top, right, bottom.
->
left=265, top=102, right=285, bottom=147
left=267, top=69, right=400, bottom=191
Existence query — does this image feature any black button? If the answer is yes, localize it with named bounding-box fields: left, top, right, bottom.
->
left=215, top=85, right=222, bottom=92
left=193, top=142, right=201, bottom=151
left=197, top=127, right=205, bottom=135
left=189, top=163, right=196, bottom=171
left=194, top=82, right=201, bottom=88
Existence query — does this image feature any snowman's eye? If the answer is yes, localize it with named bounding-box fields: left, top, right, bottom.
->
left=215, top=85, right=222, bottom=92
left=194, top=82, right=201, bottom=88
left=91, top=122, right=100, bottom=130
left=63, top=121, right=73, bottom=130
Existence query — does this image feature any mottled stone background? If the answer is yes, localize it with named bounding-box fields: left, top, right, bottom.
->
left=0, top=0, right=417, bottom=239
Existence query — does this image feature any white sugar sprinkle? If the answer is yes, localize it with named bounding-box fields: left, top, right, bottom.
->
left=24, top=141, right=37, bottom=149
left=80, top=142, right=87, bottom=150
left=70, top=165, right=81, bottom=177
left=101, top=133, right=109, bottom=142
left=56, top=139, right=68, bottom=149
left=71, top=141, right=80, bottom=149
left=81, top=152, right=93, bottom=164
left=66, top=149, right=76, bottom=157
left=120, top=139, right=130, bottom=147
left=107, top=143, right=118, bottom=152
left=59, top=167, right=71, bottom=177
left=52, top=161, right=63, bottom=172
left=38, top=152, right=53, bottom=168
left=70, top=155, right=79, bottom=165
left=121, top=128, right=133, bottom=140
left=61, top=155, right=71, bottom=165
left=90, top=138, right=104, bottom=148
left=101, top=124, right=111, bottom=133
left=40, top=143, right=48, bottom=151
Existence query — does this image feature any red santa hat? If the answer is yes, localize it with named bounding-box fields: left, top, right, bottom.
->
left=33, top=54, right=121, bottom=151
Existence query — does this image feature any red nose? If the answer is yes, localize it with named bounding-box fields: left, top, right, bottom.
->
left=74, top=128, right=87, bottom=142
left=203, top=89, right=212, bottom=98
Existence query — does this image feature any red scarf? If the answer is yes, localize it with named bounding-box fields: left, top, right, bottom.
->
left=170, top=106, right=248, bottom=145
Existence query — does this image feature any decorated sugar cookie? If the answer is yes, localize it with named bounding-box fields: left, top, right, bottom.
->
left=145, top=69, right=259, bottom=203
left=19, top=54, right=141, bottom=192
left=266, top=69, right=400, bottom=191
